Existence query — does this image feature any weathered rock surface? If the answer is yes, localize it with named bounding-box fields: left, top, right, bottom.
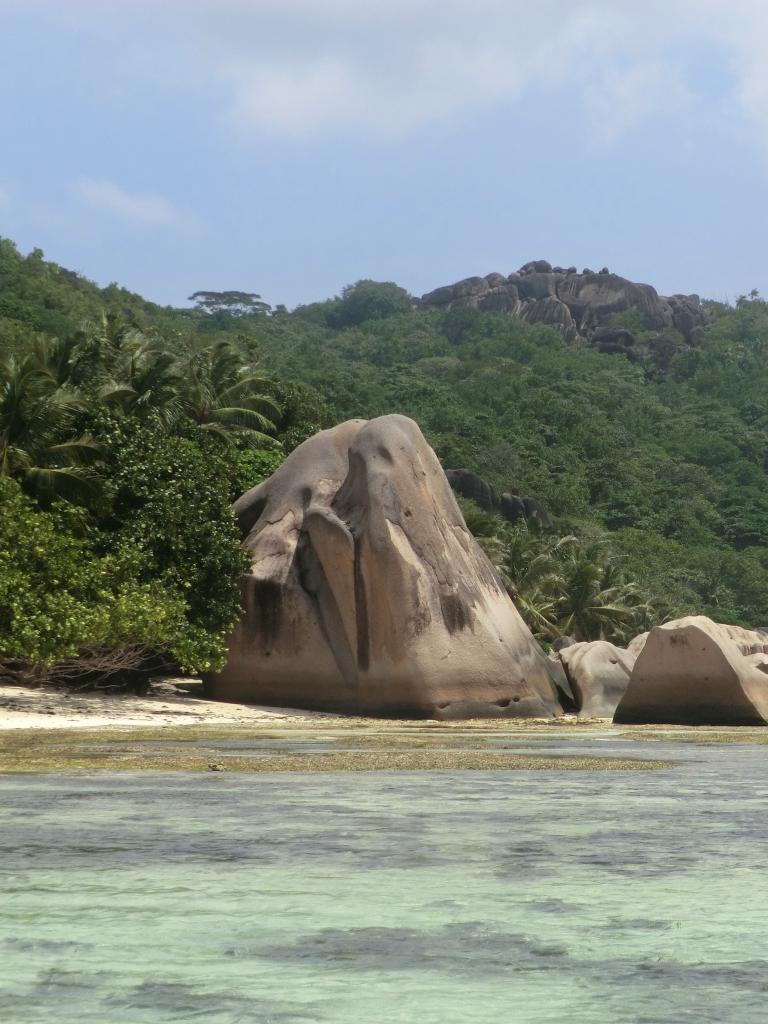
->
left=555, top=640, right=637, bottom=719
left=206, top=415, right=564, bottom=719
left=421, top=262, right=708, bottom=352
left=626, top=632, right=648, bottom=658
left=614, top=616, right=768, bottom=725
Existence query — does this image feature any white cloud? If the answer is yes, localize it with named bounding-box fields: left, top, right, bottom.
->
left=75, top=178, right=199, bottom=231
left=204, top=2, right=645, bottom=137
left=125, top=1, right=768, bottom=144
left=583, top=61, right=694, bottom=144
left=11, top=1, right=768, bottom=145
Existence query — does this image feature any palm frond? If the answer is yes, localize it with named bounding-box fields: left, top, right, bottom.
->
left=207, top=406, right=276, bottom=432
left=44, top=435, right=103, bottom=466
left=24, top=465, right=105, bottom=506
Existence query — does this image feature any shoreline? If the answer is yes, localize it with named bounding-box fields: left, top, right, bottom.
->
left=0, top=678, right=601, bottom=733
left=1, top=681, right=766, bottom=775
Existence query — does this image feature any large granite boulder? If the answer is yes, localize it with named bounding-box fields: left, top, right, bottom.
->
left=614, top=616, right=768, bottom=725
left=206, top=415, right=564, bottom=719
left=668, top=294, right=707, bottom=342
left=557, top=272, right=672, bottom=333
left=519, top=295, right=580, bottom=344
left=516, top=272, right=559, bottom=301
left=555, top=640, right=637, bottom=719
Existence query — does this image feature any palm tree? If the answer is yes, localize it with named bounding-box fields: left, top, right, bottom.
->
left=493, top=522, right=574, bottom=639
left=461, top=505, right=656, bottom=645
left=554, top=543, right=649, bottom=642
left=32, top=334, right=86, bottom=388
left=81, top=312, right=144, bottom=371
left=177, top=341, right=280, bottom=446
left=0, top=353, right=102, bottom=505
left=98, top=341, right=182, bottom=429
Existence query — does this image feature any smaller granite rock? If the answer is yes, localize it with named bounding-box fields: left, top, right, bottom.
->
left=614, top=616, right=768, bottom=725
left=552, top=635, right=577, bottom=653
left=626, top=632, right=648, bottom=658
left=556, top=640, right=637, bottom=719
left=522, top=496, right=552, bottom=528
left=484, top=272, right=508, bottom=287
left=499, top=493, right=526, bottom=523
left=445, top=469, right=499, bottom=512
left=519, top=260, right=553, bottom=274
left=516, top=273, right=559, bottom=301
left=445, top=471, right=551, bottom=527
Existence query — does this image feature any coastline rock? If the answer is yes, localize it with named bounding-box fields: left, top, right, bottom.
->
left=614, top=616, right=768, bottom=725
left=555, top=640, right=637, bottom=719
left=207, top=415, right=564, bottom=719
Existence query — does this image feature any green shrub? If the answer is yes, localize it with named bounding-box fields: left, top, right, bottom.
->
left=98, top=421, right=249, bottom=669
left=0, top=478, right=191, bottom=674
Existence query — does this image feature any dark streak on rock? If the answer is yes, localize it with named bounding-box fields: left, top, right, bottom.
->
left=439, top=592, right=471, bottom=634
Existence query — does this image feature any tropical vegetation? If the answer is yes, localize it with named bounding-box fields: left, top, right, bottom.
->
left=2, top=233, right=768, bottom=684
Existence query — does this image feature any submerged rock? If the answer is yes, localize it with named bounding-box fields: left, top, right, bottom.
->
left=207, top=415, right=564, bottom=719
left=614, top=616, right=768, bottom=725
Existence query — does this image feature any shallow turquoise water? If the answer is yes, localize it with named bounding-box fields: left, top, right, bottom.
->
left=1, top=733, right=767, bottom=1023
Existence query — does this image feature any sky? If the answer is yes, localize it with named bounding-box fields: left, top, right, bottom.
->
left=1, top=0, right=768, bottom=309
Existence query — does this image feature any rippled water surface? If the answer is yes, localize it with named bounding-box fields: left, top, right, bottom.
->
left=2, top=732, right=767, bottom=1023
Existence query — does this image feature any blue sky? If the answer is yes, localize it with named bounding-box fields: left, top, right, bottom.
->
left=1, top=0, right=767, bottom=309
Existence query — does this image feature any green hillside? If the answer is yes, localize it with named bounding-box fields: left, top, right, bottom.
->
left=254, top=283, right=768, bottom=627
left=2, top=237, right=768, bottom=685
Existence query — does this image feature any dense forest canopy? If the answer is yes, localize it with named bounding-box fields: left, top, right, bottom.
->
left=2, top=236, right=768, bottom=684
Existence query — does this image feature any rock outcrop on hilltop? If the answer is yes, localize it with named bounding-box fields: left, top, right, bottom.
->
left=420, top=261, right=707, bottom=355
left=552, top=640, right=638, bottom=720
left=614, top=616, right=768, bottom=725
left=206, top=415, right=564, bottom=719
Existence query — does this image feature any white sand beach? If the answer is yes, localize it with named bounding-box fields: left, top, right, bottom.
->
left=0, top=680, right=329, bottom=731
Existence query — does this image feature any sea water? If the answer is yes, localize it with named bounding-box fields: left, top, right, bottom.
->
left=1, top=733, right=767, bottom=1023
